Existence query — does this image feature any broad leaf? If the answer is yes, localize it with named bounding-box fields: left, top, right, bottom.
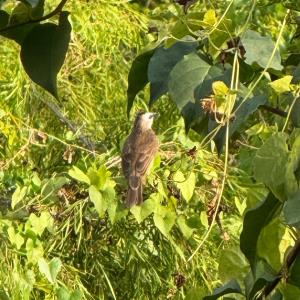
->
left=283, top=191, right=300, bottom=228
left=269, top=76, right=293, bottom=94
left=242, top=30, right=282, bottom=70
left=173, top=170, right=195, bottom=201
left=7, top=227, right=24, bottom=249
left=253, top=133, right=289, bottom=188
left=218, top=247, right=249, bottom=283
left=89, top=186, right=105, bottom=217
left=11, top=185, right=27, bottom=209
left=240, top=192, right=281, bottom=272
left=68, top=166, right=90, bottom=185
left=148, top=41, right=197, bottom=105
left=168, top=52, right=211, bottom=110
left=203, top=279, right=243, bottom=300
left=127, top=49, right=154, bottom=116
left=38, top=257, right=62, bottom=283
left=0, top=10, right=9, bottom=29
left=20, top=11, right=71, bottom=98
left=247, top=260, right=277, bottom=300
left=153, top=210, right=176, bottom=237
left=130, top=197, right=157, bottom=224
left=177, top=215, right=194, bottom=239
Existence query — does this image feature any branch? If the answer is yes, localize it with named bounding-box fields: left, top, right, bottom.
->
left=42, top=99, right=95, bottom=151
left=0, top=0, right=68, bottom=34
left=259, top=238, right=300, bottom=299
left=259, top=104, right=288, bottom=118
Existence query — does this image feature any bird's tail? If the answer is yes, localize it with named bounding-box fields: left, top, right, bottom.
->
left=126, top=175, right=143, bottom=207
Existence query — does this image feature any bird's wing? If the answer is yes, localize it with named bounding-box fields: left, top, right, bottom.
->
left=121, top=139, right=132, bottom=179
left=135, top=132, right=159, bottom=177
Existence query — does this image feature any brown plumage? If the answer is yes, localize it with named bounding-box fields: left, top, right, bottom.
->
left=122, top=112, right=159, bottom=207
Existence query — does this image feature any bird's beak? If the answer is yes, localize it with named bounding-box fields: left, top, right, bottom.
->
left=151, top=112, right=159, bottom=119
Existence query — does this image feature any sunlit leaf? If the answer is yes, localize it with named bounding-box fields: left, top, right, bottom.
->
left=269, top=76, right=293, bottom=94
left=11, top=185, right=27, bottom=209
left=203, top=279, right=242, bottom=299
left=68, top=166, right=90, bottom=185
left=173, top=170, right=195, bottom=201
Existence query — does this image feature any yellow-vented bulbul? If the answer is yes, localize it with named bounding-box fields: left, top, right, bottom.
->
left=122, top=112, right=159, bottom=207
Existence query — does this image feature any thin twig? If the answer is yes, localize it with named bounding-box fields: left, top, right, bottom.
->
left=0, top=0, right=68, bottom=34
left=41, top=99, right=95, bottom=151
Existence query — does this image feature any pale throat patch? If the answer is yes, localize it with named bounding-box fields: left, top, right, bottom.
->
left=140, top=113, right=154, bottom=130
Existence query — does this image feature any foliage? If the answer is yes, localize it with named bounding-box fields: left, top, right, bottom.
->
left=1, top=0, right=300, bottom=299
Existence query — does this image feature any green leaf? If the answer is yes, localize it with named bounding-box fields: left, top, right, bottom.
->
left=173, top=170, right=195, bottom=201
left=177, top=215, right=194, bottom=239
left=292, top=63, right=300, bottom=84
left=89, top=186, right=106, bottom=217
left=291, top=97, right=300, bottom=128
left=203, top=279, right=242, bottom=300
left=26, top=238, right=44, bottom=264
left=0, top=10, right=9, bottom=29
left=26, top=211, right=53, bottom=236
left=289, top=253, right=300, bottom=287
left=127, top=49, right=154, bottom=116
left=57, top=287, right=70, bottom=300
left=38, top=257, right=62, bottom=284
left=247, top=260, right=277, bottom=299
left=242, top=30, right=282, bottom=70
left=148, top=41, right=197, bottom=105
left=168, top=52, right=211, bottom=110
left=283, top=191, right=300, bottom=227
left=218, top=247, right=249, bottom=283
left=130, top=196, right=157, bottom=224
left=41, top=176, right=69, bottom=199
left=253, top=133, right=289, bottom=187
left=11, top=185, right=27, bottom=209
left=257, top=217, right=294, bottom=271
left=20, top=11, right=71, bottom=98
left=269, top=76, right=293, bottom=94
left=7, top=227, right=24, bottom=249
left=68, top=166, right=90, bottom=185
left=240, top=192, right=282, bottom=271
left=153, top=210, right=176, bottom=237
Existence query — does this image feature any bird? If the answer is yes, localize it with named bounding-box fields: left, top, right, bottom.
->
left=121, top=111, right=159, bottom=207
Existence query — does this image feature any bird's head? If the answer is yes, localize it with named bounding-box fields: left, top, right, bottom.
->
left=134, top=111, right=158, bottom=130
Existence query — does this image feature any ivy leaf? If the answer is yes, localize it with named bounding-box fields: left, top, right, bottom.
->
left=38, top=257, right=62, bottom=284
left=177, top=215, right=194, bottom=239
left=218, top=247, right=249, bottom=283
left=269, top=76, right=293, bottom=94
left=203, top=279, right=243, bottom=300
left=127, top=49, right=154, bottom=116
left=0, top=10, right=9, bottom=29
left=148, top=41, right=197, bottom=106
left=173, top=170, right=195, bottom=201
left=11, top=185, right=27, bottom=209
left=253, top=133, right=289, bottom=188
left=242, top=30, right=282, bottom=70
left=247, top=260, right=277, bottom=299
left=153, top=210, right=176, bottom=237
left=168, top=52, right=211, bottom=110
left=20, top=11, right=71, bottom=99
left=130, top=197, right=157, bottom=224
left=283, top=191, right=300, bottom=228
left=7, top=227, right=24, bottom=249
left=68, top=166, right=90, bottom=185
left=240, top=192, right=282, bottom=272
left=26, top=211, right=53, bottom=236
left=289, top=253, right=300, bottom=287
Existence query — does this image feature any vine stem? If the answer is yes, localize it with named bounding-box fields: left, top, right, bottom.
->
left=187, top=49, right=239, bottom=263
left=282, top=91, right=300, bottom=132
left=0, top=0, right=69, bottom=34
